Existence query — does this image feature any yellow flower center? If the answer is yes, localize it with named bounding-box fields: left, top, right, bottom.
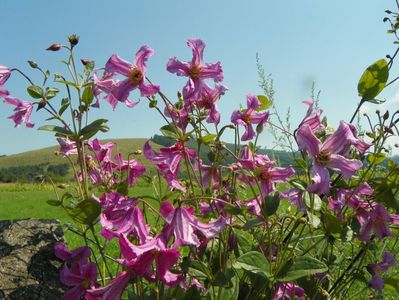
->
left=188, top=65, right=201, bottom=79
left=315, top=150, right=330, bottom=165
left=129, top=67, right=143, bottom=85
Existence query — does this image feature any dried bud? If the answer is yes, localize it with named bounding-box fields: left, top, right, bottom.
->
left=81, top=59, right=90, bottom=66
left=37, top=99, right=47, bottom=110
left=383, top=110, right=390, bottom=120
left=46, top=43, right=62, bottom=51
left=68, top=34, right=79, bottom=46
left=27, top=60, right=38, bottom=69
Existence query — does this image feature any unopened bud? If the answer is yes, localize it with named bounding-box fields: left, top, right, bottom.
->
left=37, top=99, right=47, bottom=110
left=394, top=144, right=399, bottom=148
left=256, top=123, right=264, bottom=134
left=68, top=34, right=79, bottom=46
left=27, top=60, right=38, bottom=69
left=46, top=43, right=62, bottom=51
left=383, top=17, right=390, bottom=23
left=376, top=110, right=380, bottom=115
left=383, top=110, right=390, bottom=120
left=81, top=59, right=90, bottom=66
left=385, top=10, right=393, bottom=14
left=133, top=150, right=142, bottom=155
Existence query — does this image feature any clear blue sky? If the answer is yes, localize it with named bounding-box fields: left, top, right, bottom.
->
left=0, top=0, right=397, bottom=155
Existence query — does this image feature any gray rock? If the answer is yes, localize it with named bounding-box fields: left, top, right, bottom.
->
left=0, top=219, right=65, bottom=300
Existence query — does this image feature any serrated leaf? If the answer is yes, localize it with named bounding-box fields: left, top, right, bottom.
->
left=256, top=95, right=272, bottom=111
left=358, top=59, right=389, bottom=101
left=27, top=85, right=44, bottom=99
left=276, top=256, right=328, bottom=281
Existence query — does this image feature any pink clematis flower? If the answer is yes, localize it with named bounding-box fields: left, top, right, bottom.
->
left=56, top=138, right=78, bottom=156
left=160, top=201, right=226, bottom=247
left=167, top=38, right=223, bottom=103
left=231, top=94, right=269, bottom=141
left=235, top=146, right=295, bottom=196
left=98, top=192, right=150, bottom=242
left=54, top=243, right=91, bottom=264
left=118, top=234, right=183, bottom=286
left=280, top=188, right=306, bottom=213
left=367, top=252, right=396, bottom=290
left=299, top=99, right=324, bottom=132
left=296, top=121, right=366, bottom=194
left=3, top=97, right=34, bottom=128
left=195, top=83, right=227, bottom=125
left=104, top=45, right=160, bottom=103
left=164, top=102, right=190, bottom=132
left=0, top=65, right=11, bottom=98
left=357, top=202, right=394, bottom=242
left=86, top=271, right=131, bottom=300
left=114, top=152, right=146, bottom=185
left=272, top=282, right=305, bottom=300
left=144, top=141, right=196, bottom=192
left=93, top=71, right=139, bottom=110
left=60, top=261, right=98, bottom=300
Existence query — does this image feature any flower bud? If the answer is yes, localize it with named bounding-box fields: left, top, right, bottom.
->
left=256, top=123, right=264, bottom=134
left=46, top=43, right=62, bottom=51
left=383, top=110, right=390, bottom=120
left=27, top=60, right=38, bottom=69
left=68, top=34, right=79, bottom=46
left=37, top=99, right=47, bottom=110
left=81, top=59, right=90, bottom=66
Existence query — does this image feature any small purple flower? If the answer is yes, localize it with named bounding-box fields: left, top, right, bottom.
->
left=114, top=153, right=146, bottom=185
left=195, top=83, right=227, bottom=125
left=160, top=201, right=226, bottom=247
left=3, top=97, right=34, bottom=128
left=299, top=99, right=324, bottom=132
left=167, top=39, right=223, bottom=103
left=164, top=102, right=190, bottom=132
left=296, top=121, right=365, bottom=194
left=367, top=252, right=396, bottom=290
left=231, top=94, right=269, bottom=141
left=272, top=282, right=305, bottom=300
left=280, top=188, right=306, bottom=213
left=54, top=243, right=91, bottom=264
left=104, top=45, right=160, bottom=103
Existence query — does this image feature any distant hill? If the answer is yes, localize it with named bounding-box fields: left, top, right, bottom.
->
left=0, top=136, right=296, bottom=182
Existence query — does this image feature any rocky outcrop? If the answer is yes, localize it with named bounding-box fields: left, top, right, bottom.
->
left=0, top=219, right=65, bottom=299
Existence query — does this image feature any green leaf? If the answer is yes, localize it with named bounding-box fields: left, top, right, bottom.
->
left=212, top=269, right=239, bottom=300
left=357, top=59, right=389, bottom=101
left=307, top=212, right=321, bottom=228
left=243, top=218, right=263, bottom=231
left=38, top=125, right=74, bottom=137
left=367, top=153, right=386, bottom=165
left=293, top=157, right=307, bottom=170
left=82, top=85, right=94, bottom=105
left=201, top=134, right=217, bottom=144
left=27, top=85, right=44, bottom=99
left=263, top=193, right=280, bottom=217
left=47, top=199, right=62, bottom=206
left=160, top=124, right=181, bottom=140
left=79, top=119, right=109, bottom=140
left=289, top=178, right=307, bottom=191
left=304, top=193, right=322, bottom=211
left=188, top=260, right=211, bottom=279
left=366, top=98, right=386, bottom=104
left=64, top=199, right=101, bottom=225
left=322, top=211, right=343, bottom=235
left=256, top=95, right=272, bottom=111
left=59, top=98, right=70, bottom=116
left=55, top=80, right=79, bottom=89
left=276, top=256, right=328, bottom=281
left=45, top=87, right=59, bottom=100
left=233, top=251, right=271, bottom=280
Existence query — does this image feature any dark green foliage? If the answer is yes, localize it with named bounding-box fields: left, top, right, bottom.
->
left=0, top=163, right=69, bottom=183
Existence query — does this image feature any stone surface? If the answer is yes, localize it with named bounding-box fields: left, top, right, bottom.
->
left=0, top=219, right=65, bottom=300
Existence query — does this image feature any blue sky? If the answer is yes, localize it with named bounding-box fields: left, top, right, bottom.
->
left=0, top=0, right=397, bottom=155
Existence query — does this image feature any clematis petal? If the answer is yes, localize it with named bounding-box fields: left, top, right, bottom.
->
left=247, top=94, right=261, bottom=110
left=308, top=164, right=330, bottom=195
left=296, top=124, right=321, bottom=157
left=87, top=271, right=131, bottom=299
left=105, top=54, right=132, bottom=77
left=187, top=39, right=205, bottom=66
left=166, top=57, right=190, bottom=76
left=135, top=45, right=154, bottom=71
left=327, top=154, right=362, bottom=179
left=139, top=82, right=160, bottom=97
